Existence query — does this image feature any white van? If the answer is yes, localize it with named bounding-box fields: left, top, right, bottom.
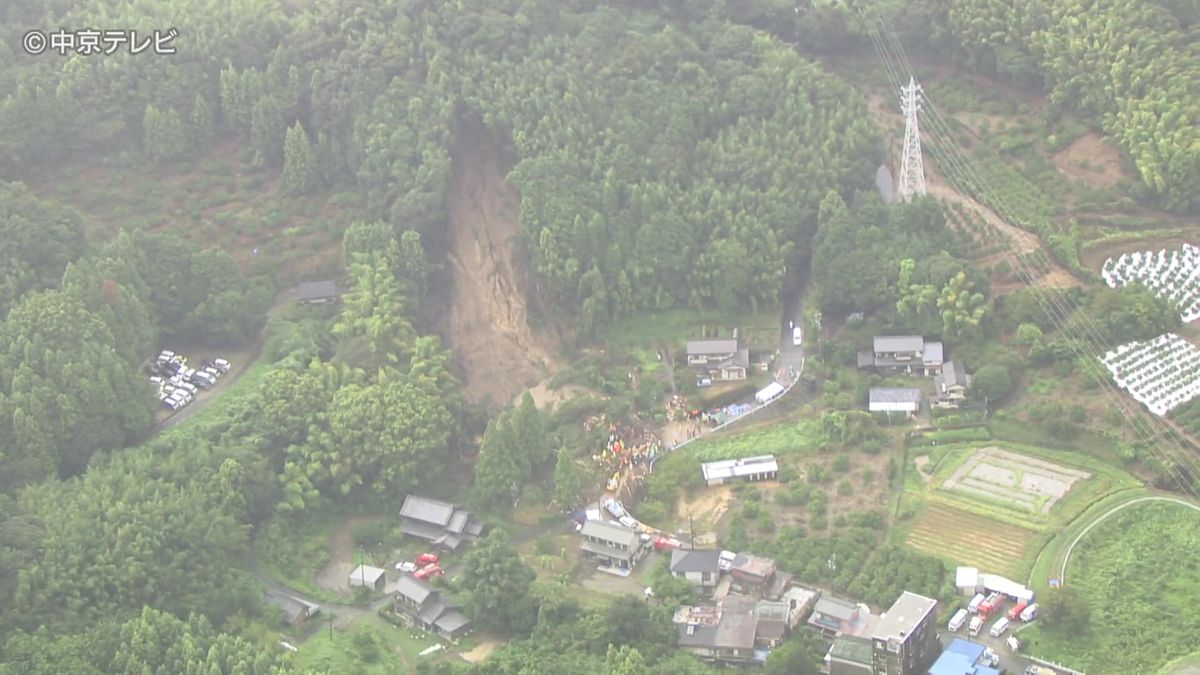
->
left=989, top=617, right=1010, bottom=637
left=1020, top=603, right=1038, bottom=622
left=967, top=593, right=985, bottom=613
left=968, top=616, right=983, bottom=636
left=947, top=608, right=968, bottom=632
left=792, top=326, right=802, bottom=346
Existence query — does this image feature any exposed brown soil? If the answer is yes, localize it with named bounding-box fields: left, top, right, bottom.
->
left=314, top=515, right=380, bottom=596
left=442, top=133, right=558, bottom=410
left=1052, top=130, right=1125, bottom=190
left=519, top=379, right=596, bottom=409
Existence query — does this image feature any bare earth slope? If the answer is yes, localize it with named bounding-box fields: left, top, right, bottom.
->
left=442, top=137, right=556, bottom=409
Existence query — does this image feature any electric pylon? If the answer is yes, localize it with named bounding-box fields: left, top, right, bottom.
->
left=897, top=76, right=926, bottom=202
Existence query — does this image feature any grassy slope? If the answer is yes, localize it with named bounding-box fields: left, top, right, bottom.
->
left=1021, top=502, right=1200, bottom=674
left=292, top=617, right=442, bottom=674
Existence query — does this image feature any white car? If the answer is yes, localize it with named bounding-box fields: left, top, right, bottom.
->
left=792, top=326, right=803, bottom=346
left=213, top=358, right=231, bottom=373
left=204, top=366, right=221, bottom=379
left=395, top=561, right=418, bottom=573
left=719, top=550, right=736, bottom=572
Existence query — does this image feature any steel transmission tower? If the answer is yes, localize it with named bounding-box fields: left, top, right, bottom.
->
left=897, top=76, right=926, bottom=202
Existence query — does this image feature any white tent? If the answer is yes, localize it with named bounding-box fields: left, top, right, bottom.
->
left=755, top=382, right=785, bottom=404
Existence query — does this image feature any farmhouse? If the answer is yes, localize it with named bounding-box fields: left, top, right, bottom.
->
left=933, top=361, right=972, bottom=409
left=296, top=280, right=340, bottom=305
left=264, top=590, right=320, bottom=626
left=399, top=495, right=484, bottom=552
left=670, top=549, right=721, bottom=591
left=579, top=520, right=649, bottom=570
left=348, top=564, right=386, bottom=591
left=674, top=594, right=794, bottom=665
left=808, top=594, right=871, bottom=637
left=686, top=338, right=750, bottom=381
left=700, top=455, right=779, bottom=486
left=392, top=574, right=472, bottom=640
left=729, top=553, right=792, bottom=600
left=858, top=336, right=944, bottom=376
left=868, top=387, right=923, bottom=414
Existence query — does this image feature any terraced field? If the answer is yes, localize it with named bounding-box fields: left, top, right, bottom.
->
left=905, top=504, right=1039, bottom=577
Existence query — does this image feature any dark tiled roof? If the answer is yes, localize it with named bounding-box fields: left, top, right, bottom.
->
left=297, top=280, right=338, bottom=301
left=394, top=574, right=435, bottom=605
left=400, top=495, right=456, bottom=526
left=670, top=549, right=721, bottom=574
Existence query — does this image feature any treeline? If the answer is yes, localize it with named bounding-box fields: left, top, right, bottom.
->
left=901, top=0, right=1199, bottom=212
left=0, top=221, right=454, bottom=667
left=0, top=0, right=880, bottom=327
left=0, top=182, right=271, bottom=488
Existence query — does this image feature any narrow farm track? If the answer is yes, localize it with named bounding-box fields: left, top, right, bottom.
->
left=1058, top=496, right=1200, bottom=584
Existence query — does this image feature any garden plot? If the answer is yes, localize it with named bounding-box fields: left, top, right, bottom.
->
left=906, top=504, right=1038, bottom=578
left=941, top=447, right=1091, bottom=514
left=1102, top=243, right=1200, bottom=322
left=1104, top=333, right=1200, bottom=416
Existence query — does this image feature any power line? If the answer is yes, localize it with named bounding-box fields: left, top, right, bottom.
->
left=852, top=0, right=1200, bottom=498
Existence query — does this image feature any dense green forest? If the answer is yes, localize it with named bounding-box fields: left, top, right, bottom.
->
left=0, top=0, right=1195, bottom=673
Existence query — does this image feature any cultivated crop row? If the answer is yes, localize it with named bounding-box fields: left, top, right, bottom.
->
left=1102, top=243, right=1200, bottom=322
left=1103, top=333, right=1200, bottom=416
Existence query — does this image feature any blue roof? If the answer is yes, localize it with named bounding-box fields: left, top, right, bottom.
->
left=946, top=639, right=986, bottom=660
left=928, top=640, right=990, bottom=675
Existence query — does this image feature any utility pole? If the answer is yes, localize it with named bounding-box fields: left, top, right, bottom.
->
left=898, top=76, right=927, bottom=202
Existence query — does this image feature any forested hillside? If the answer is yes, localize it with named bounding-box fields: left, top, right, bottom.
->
left=0, top=0, right=879, bottom=328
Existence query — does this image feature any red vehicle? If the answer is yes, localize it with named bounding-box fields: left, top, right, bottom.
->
left=654, top=536, right=683, bottom=552
left=414, top=563, right=444, bottom=580
left=1007, top=601, right=1029, bottom=621
left=415, top=552, right=440, bottom=566
left=977, top=593, right=1003, bottom=618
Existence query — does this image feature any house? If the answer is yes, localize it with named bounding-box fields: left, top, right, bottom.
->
left=579, top=520, right=648, bottom=570
left=399, top=495, right=484, bottom=552
left=868, top=387, right=924, bottom=415
left=859, top=336, right=944, bottom=375
left=754, top=599, right=791, bottom=647
left=826, top=635, right=874, bottom=675
left=670, top=549, right=721, bottom=590
left=808, top=594, right=869, bottom=637
left=348, top=564, right=386, bottom=591
left=686, top=339, right=750, bottom=381
left=700, top=455, right=779, bottom=486
left=933, top=361, right=972, bottom=408
left=393, top=574, right=472, bottom=640
left=870, top=591, right=939, bottom=675
left=264, top=590, right=320, bottom=627
left=297, top=280, right=340, bottom=305
left=675, top=603, right=766, bottom=666
left=729, top=553, right=792, bottom=599
left=927, top=639, right=1001, bottom=675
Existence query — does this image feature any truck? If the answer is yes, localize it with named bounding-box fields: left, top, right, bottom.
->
left=967, top=593, right=985, bottom=613
left=1020, top=603, right=1039, bottom=622
left=977, top=592, right=1002, bottom=617
left=989, top=616, right=1011, bottom=637
left=947, top=608, right=969, bottom=632
left=1007, top=601, right=1029, bottom=621
left=968, top=616, right=984, bottom=637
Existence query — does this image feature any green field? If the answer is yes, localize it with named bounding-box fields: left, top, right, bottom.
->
left=1022, top=502, right=1200, bottom=674
left=896, top=442, right=1141, bottom=579
left=293, top=617, right=442, bottom=674
left=680, top=418, right=823, bottom=462
left=597, top=308, right=778, bottom=350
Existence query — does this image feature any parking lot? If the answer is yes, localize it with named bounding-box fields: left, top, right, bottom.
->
left=148, top=349, right=233, bottom=421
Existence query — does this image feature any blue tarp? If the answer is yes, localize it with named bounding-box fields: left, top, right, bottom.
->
left=945, top=639, right=985, bottom=660
left=927, top=639, right=989, bottom=675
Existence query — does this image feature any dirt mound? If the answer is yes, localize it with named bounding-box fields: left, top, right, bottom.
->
left=442, top=134, right=557, bottom=410
left=1053, top=131, right=1125, bottom=190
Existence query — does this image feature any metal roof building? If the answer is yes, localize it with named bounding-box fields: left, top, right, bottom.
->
left=700, top=455, right=779, bottom=485
left=868, top=387, right=924, bottom=413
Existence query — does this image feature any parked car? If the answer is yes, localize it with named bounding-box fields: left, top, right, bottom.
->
left=149, top=376, right=163, bottom=385
left=415, top=553, right=440, bottom=566
left=395, top=561, right=418, bottom=573
left=190, top=372, right=215, bottom=388
left=213, top=358, right=231, bottom=373
left=718, top=550, right=736, bottom=572
left=203, top=366, right=221, bottom=379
